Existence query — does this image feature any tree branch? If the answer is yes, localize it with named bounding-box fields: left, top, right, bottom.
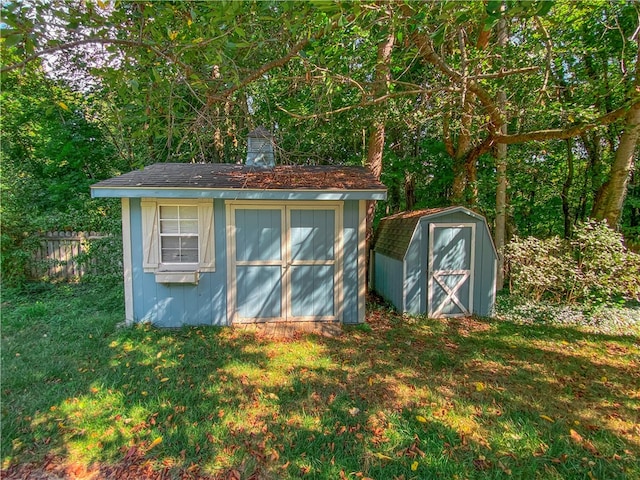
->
left=411, top=31, right=506, bottom=130
left=470, top=66, right=539, bottom=80
left=211, top=36, right=313, bottom=104
left=534, top=16, right=553, bottom=104
left=493, top=100, right=640, bottom=144
left=1, top=38, right=185, bottom=73
left=277, top=88, right=457, bottom=120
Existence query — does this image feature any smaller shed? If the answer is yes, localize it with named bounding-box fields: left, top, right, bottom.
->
left=372, top=206, right=497, bottom=318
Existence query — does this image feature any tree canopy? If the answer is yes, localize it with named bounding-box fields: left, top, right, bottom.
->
left=1, top=0, right=639, bottom=282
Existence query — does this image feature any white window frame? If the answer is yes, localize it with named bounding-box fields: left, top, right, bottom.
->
left=158, top=203, right=200, bottom=267
left=141, top=198, right=215, bottom=281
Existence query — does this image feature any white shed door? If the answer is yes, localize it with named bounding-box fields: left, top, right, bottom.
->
left=428, top=223, right=475, bottom=318
left=228, top=204, right=340, bottom=323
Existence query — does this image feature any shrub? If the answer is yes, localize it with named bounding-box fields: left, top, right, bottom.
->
left=505, top=221, right=640, bottom=305
left=504, top=235, right=577, bottom=302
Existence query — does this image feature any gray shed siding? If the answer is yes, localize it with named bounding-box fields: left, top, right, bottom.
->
left=418, top=210, right=496, bottom=317
left=373, top=252, right=404, bottom=311
left=342, top=200, right=360, bottom=323
left=129, top=198, right=228, bottom=327
left=470, top=221, right=497, bottom=316
left=127, top=198, right=364, bottom=327
left=373, top=207, right=496, bottom=318
left=403, top=224, right=424, bottom=315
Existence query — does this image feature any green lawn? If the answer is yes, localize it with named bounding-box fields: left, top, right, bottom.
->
left=1, top=280, right=639, bottom=479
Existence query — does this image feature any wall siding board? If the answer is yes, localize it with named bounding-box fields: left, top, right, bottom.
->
left=130, top=197, right=228, bottom=327
left=473, top=229, right=484, bottom=315
left=128, top=197, right=367, bottom=326
left=210, top=200, right=228, bottom=325
left=373, top=252, right=404, bottom=311
left=130, top=199, right=147, bottom=322
left=404, top=225, right=422, bottom=315
left=474, top=229, right=497, bottom=317
left=342, top=201, right=358, bottom=323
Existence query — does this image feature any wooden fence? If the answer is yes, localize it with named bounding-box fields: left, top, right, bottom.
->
left=31, top=231, right=116, bottom=280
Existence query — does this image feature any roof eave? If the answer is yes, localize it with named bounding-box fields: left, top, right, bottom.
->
left=91, top=186, right=387, bottom=201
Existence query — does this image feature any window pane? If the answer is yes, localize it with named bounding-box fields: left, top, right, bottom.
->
left=160, top=219, right=179, bottom=234
left=181, top=237, right=198, bottom=249
left=180, top=206, right=198, bottom=219
left=181, top=220, right=198, bottom=234
left=161, top=249, right=181, bottom=262
left=180, top=249, right=198, bottom=263
left=160, top=206, right=179, bottom=219
left=159, top=205, right=200, bottom=264
left=161, top=236, right=180, bottom=249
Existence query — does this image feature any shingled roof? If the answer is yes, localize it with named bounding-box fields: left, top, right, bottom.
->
left=372, top=207, right=454, bottom=260
left=92, top=163, right=386, bottom=191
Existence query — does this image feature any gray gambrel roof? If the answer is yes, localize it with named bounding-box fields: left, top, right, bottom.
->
left=373, top=206, right=487, bottom=261
left=92, top=163, right=386, bottom=191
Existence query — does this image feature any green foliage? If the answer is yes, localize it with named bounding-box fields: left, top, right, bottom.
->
left=1, top=0, right=639, bottom=285
left=506, top=221, right=640, bottom=304
left=505, top=235, right=576, bottom=301
left=0, top=54, right=125, bottom=285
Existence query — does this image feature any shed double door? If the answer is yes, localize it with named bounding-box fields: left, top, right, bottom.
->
left=228, top=203, right=340, bottom=323
left=428, top=223, right=476, bottom=317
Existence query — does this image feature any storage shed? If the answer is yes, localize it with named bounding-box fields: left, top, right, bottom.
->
left=372, top=207, right=497, bottom=318
left=91, top=163, right=386, bottom=327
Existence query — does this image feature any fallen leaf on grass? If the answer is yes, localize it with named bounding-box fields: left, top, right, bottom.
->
left=540, top=414, right=554, bottom=423
left=411, top=461, right=419, bottom=471
left=416, top=415, right=427, bottom=423
left=372, top=452, right=392, bottom=460
left=498, top=460, right=512, bottom=475
left=349, top=407, right=360, bottom=416
left=570, top=429, right=584, bottom=443
left=583, top=440, right=599, bottom=455
left=570, top=429, right=600, bottom=455
left=147, top=437, right=163, bottom=450
left=473, top=455, right=491, bottom=470
left=475, top=382, right=485, bottom=392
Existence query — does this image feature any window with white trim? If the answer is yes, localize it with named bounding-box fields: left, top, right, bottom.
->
left=159, top=205, right=199, bottom=264
left=141, top=198, right=215, bottom=276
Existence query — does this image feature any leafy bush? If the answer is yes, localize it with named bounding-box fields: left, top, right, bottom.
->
left=505, top=221, right=640, bottom=304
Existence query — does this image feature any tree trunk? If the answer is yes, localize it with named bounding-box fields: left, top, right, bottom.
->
left=592, top=101, right=640, bottom=226
left=576, top=132, right=601, bottom=223
left=404, top=171, right=416, bottom=210
left=562, top=138, right=574, bottom=238
left=494, top=15, right=508, bottom=290
left=451, top=79, right=474, bottom=204
left=365, top=30, right=394, bottom=272
left=495, top=93, right=508, bottom=290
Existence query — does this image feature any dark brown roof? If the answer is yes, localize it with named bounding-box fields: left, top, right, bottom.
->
left=373, top=207, right=453, bottom=260
left=91, top=163, right=386, bottom=191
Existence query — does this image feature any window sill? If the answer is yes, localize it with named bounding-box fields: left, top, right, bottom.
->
left=154, top=270, right=199, bottom=284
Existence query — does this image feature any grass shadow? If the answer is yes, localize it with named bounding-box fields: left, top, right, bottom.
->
left=2, top=282, right=639, bottom=479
